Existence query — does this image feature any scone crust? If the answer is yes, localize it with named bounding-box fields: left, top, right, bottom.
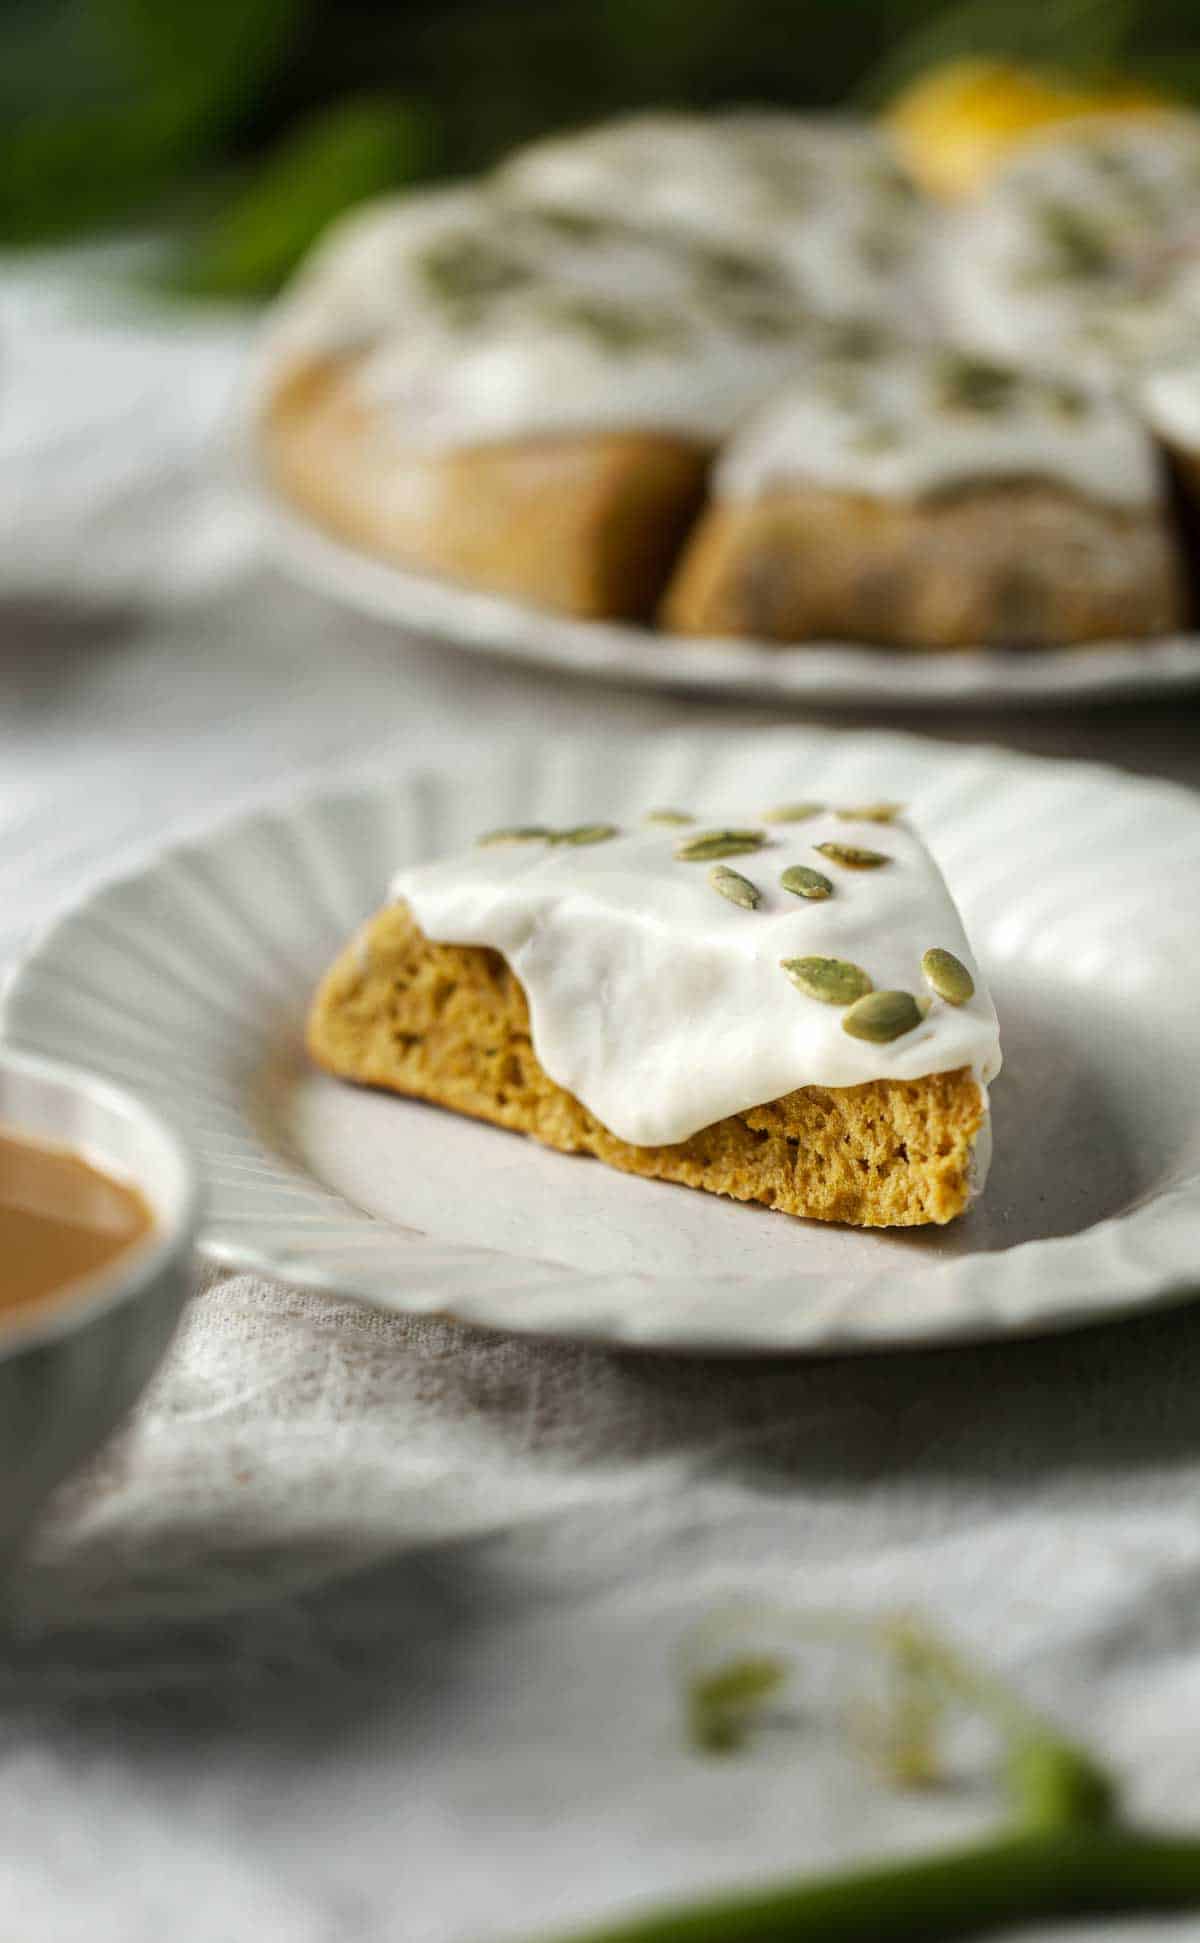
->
left=661, top=480, right=1188, bottom=649
left=308, top=903, right=987, bottom=1229
left=263, top=355, right=710, bottom=621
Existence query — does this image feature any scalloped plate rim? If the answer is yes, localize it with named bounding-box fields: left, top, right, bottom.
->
left=5, top=724, right=1200, bottom=1355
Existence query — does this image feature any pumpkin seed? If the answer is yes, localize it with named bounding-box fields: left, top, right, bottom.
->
left=762, top=801, right=823, bottom=824
left=834, top=802, right=903, bottom=824
left=709, top=865, right=760, bottom=910
left=550, top=823, right=619, bottom=846
left=644, top=808, right=694, bottom=826
left=935, top=352, right=1019, bottom=414
left=675, top=828, right=766, bottom=862
left=476, top=825, right=552, bottom=846
left=780, top=956, right=873, bottom=1005
left=780, top=864, right=833, bottom=901
left=921, top=947, right=975, bottom=1006
left=841, top=989, right=922, bottom=1042
left=815, top=841, right=891, bottom=870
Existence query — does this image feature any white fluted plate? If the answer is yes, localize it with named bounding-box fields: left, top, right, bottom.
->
left=260, top=483, right=1200, bottom=711
left=5, top=727, right=1200, bottom=1353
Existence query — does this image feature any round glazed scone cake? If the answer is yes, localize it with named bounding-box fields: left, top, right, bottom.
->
left=662, top=335, right=1187, bottom=649
left=259, top=184, right=813, bottom=619
left=308, top=806, right=1001, bottom=1229
left=497, top=111, right=929, bottom=326
left=258, top=103, right=1200, bottom=651
left=936, top=113, right=1200, bottom=385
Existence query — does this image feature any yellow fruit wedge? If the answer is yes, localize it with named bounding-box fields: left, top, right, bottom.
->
left=886, top=57, right=1171, bottom=198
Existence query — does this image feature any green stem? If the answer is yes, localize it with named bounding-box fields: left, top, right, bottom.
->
left=556, top=1827, right=1200, bottom=1943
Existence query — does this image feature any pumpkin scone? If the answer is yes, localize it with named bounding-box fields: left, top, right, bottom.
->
left=662, top=337, right=1186, bottom=649
left=933, top=113, right=1200, bottom=386
left=308, top=807, right=1001, bottom=1229
left=257, top=184, right=808, bottom=621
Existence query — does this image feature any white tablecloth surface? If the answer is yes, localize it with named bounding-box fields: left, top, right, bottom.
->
left=2, top=252, right=1200, bottom=1943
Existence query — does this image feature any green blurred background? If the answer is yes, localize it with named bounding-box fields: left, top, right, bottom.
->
left=4, top=0, right=1199, bottom=296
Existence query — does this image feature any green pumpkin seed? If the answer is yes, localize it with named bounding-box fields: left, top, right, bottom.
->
left=762, top=801, right=823, bottom=824
left=644, top=808, right=694, bottom=826
left=921, top=947, right=975, bottom=1005
left=550, top=823, right=619, bottom=846
left=709, top=865, right=760, bottom=910
left=476, top=825, right=553, bottom=846
left=780, top=956, right=873, bottom=1005
left=675, top=828, right=766, bottom=862
left=841, top=989, right=923, bottom=1043
left=834, top=802, right=903, bottom=824
left=780, top=864, right=833, bottom=901
left=815, top=841, right=891, bottom=870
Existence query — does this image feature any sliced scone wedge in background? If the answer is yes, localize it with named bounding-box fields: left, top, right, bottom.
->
left=257, top=184, right=809, bottom=620
left=932, top=112, right=1200, bottom=386
left=309, top=808, right=1001, bottom=1229
left=265, top=355, right=711, bottom=622
left=662, top=338, right=1187, bottom=648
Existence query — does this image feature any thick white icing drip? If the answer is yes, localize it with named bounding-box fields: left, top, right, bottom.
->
left=257, top=176, right=815, bottom=445
left=714, top=338, right=1160, bottom=506
left=1134, top=262, right=1200, bottom=448
left=498, top=112, right=929, bottom=324
left=936, top=114, right=1200, bottom=385
left=389, top=811, right=1001, bottom=1148
left=1140, top=357, right=1200, bottom=450
left=260, top=185, right=500, bottom=364
left=356, top=298, right=805, bottom=447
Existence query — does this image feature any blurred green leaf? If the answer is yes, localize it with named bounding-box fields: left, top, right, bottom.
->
left=173, top=95, right=433, bottom=297
left=0, top=99, right=196, bottom=243
left=3, top=0, right=1200, bottom=263
left=0, top=0, right=308, bottom=243
left=98, top=0, right=305, bottom=113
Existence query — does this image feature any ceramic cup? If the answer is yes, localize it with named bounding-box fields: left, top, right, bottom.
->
left=0, top=1046, right=200, bottom=1575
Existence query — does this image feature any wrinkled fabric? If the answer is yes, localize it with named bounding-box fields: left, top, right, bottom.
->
left=1, top=250, right=1199, bottom=1943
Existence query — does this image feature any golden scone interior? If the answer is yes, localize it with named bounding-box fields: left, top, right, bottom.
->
left=264, top=356, right=711, bottom=622
left=662, top=343, right=1188, bottom=649
left=662, top=481, right=1187, bottom=650
left=308, top=903, right=986, bottom=1230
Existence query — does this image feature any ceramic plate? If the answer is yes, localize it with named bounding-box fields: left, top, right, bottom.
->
left=5, top=727, right=1200, bottom=1353
left=258, top=480, right=1200, bottom=713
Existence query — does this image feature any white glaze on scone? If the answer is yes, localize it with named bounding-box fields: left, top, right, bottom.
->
left=713, top=335, right=1162, bottom=507
left=258, top=185, right=502, bottom=365
left=936, top=114, right=1200, bottom=384
left=1140, top=355, right=1200, bottom=452
left=389, top=810, right=1001, bottom=1148
left=354, top=294, right=808, bottom=448
left=256, top=177, right=814, bottom=445
left=498, top=111, right=930, bottom=324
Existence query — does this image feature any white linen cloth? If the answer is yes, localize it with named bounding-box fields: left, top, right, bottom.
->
left=2, top=251, right=1200, bottom=1943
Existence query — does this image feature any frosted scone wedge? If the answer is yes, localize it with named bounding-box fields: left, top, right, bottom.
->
left=308, top=809, right=1001, bottom=1229
left=662, top=337, right=1186, bottom=649
left=933, top=113, right=1200, bottom=386
left=258, top=185, right=808, bottom=620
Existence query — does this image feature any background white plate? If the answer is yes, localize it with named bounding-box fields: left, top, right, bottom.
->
left=5, top=726, right=1200, bottom=1353
left=260, top=481, right=1200, bottom=713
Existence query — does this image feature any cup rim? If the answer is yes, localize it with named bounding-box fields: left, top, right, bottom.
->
left=0, top=1045, right=202, bottom=1359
